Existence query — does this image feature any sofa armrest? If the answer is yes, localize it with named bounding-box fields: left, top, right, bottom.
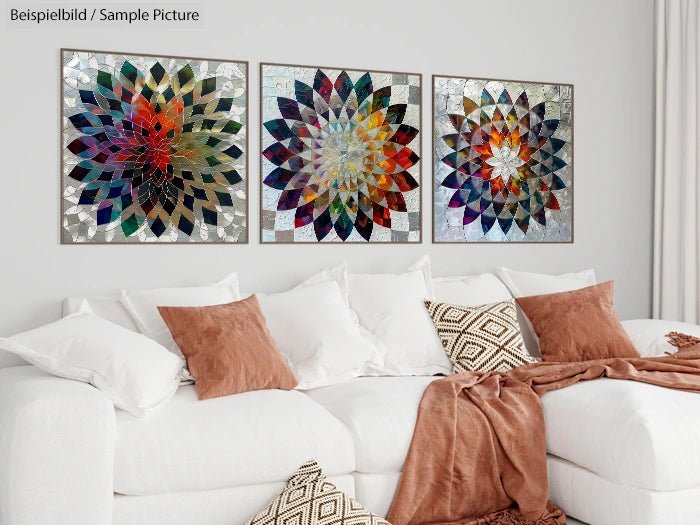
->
left=0, top=366, right=115, bottom=525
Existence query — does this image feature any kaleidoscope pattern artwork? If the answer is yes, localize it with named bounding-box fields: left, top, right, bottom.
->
left=261, top=64, right=421, bottom=243
left=62, top=49, right=247, bottom=243
left=434, top=76, right=573, bottom=242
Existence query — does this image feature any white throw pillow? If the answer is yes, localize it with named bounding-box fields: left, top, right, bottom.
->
left=496, top=267, right=597, bottom=298
left=63, top=295, right=140, bottom=332
left=257, top=278, right=383, bottom=389
left=348, top=257, right=450, bottom=376
left=0, top=309, right=183, bottom=417
left=433, top=273, right=513, bottom=306
left=622, top=319, right=700, bottom=358
left=300, top=262, right=351, bottom=306
left=496, top=267, right=597, bottom=359
left=120, top=273, right=240, bottom=363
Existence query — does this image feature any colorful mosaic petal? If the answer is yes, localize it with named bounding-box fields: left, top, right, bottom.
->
left=62, top=50, right=247, bottom=243
left=261, top=65, right=421, bottom=243
left=434, top=76, right=572, bottom=242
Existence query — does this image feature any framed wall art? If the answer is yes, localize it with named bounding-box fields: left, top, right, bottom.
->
left=61, top=49, right=248, bottom=243
left=433, top=75, right=573, bottom=243
left=261, top=63, right=421, bottom=243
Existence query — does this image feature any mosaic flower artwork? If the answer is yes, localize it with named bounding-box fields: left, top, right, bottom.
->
left=261, top=64, right=421, bottom=243
left=62, top=49, right=247, bottom=243
left=434, top=76, right=573, bottom=242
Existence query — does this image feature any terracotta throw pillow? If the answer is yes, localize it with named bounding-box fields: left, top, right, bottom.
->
left=515, top=281, right=639, bottom=362
left=158, top=295, right=297, bottom=399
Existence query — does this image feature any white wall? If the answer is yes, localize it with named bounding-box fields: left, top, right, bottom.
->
left=0, top=0, right=655, bottom=335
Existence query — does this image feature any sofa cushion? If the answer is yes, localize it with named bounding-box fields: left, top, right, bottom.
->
left=347, top=258, right=450, bottom=376
left=424, top=299, right=534, bottom=373
left=353, top=472, right=402, bottom=520
left=114, top=385, right=355, bottom=495
left=432, top=273, right=512, bottom=306
left=0, top=311, right=184, bottom=417
left=496, top=267, right=597, bottom=297
left=496, top=267, right=597, bottom=359
left=305, top=376, right=439, bottom=473
left=113, top=475, right=356, bottom=525
left=542, top=377, right=700, bottom=491
left=120, top=273, right=241, bottom=363
left=516, top=281, right=639, bottom=362
left=308, top=373, right=700, bottom=493
left=64, top=294, right=139, bottom=331
left=257, top=279, right=383, bottom=389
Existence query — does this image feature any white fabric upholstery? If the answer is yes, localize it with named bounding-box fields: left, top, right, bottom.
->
left=353, top=472, right=402, bottom=519
left=112, top=475, right=355, bottom=525
left=548, top=454, right=700, bottom=525
left=114, top=385, right=355, bottom=495
left=306, top=376, right=439, bottom=473
left=0, top=366, right=115, bottom=525
left=542, top=377, right=700, bottom=491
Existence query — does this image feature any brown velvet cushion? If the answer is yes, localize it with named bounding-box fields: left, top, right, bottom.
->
left=515, top=281, right=639, bottom=362
left=158, top=295, right=297, bottom=400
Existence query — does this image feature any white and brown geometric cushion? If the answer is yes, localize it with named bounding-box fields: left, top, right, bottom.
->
left=246, top=460, right=390, bottom=525
left=424, top=299, right=535, bottom=373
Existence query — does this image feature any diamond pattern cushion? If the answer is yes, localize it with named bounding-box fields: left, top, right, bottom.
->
left=246, top=460, right=389, bottom=525
left=424, top=299, right=535, bottom=373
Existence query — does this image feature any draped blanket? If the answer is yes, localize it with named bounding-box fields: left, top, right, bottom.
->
left=387, top=341, right=700, bottom=525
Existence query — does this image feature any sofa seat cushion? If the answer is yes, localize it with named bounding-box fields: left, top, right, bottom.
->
left=113, top=475, right=356, bottom=525
left=305, top=376, right=440, bottom=473
left=114, top=385, right=355, bottom=495
left=542, top=377, right=700, bottom=491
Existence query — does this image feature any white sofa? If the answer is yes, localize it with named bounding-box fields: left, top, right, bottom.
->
left=2, top=303, right=700, bottom=525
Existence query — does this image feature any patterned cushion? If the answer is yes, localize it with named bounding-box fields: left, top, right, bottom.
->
left=246, top=460, right=390, bottom=525
left=424, top=299, right=535, bottom=373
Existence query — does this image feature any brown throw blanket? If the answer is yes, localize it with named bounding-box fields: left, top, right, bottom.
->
left=387, top=340, right=700, bottom=525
